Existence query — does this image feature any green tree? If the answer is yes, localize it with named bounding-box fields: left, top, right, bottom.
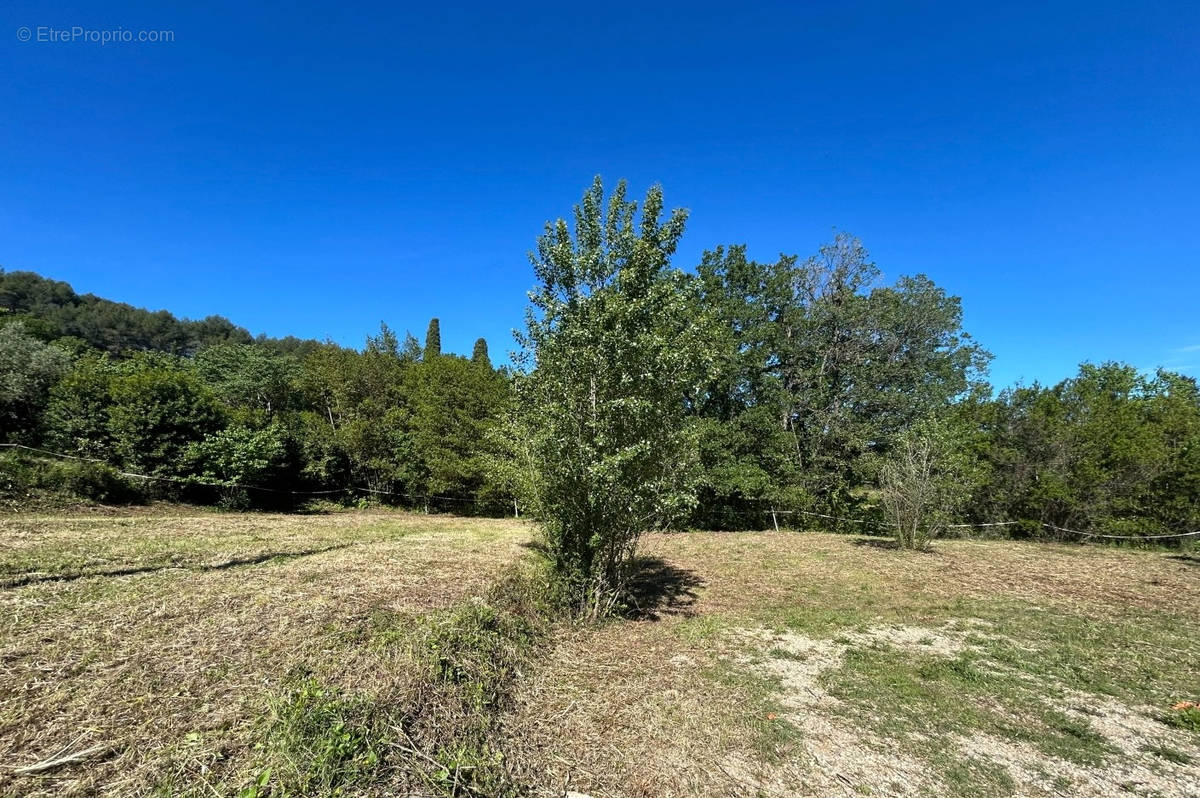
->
left=518, top=177, right=710, bottom=615
left=879, top=418, right=968, bottom=549
left=43, top=355, right=116, bottom=457
left=0, top=322, right=69, bottom=442
left=404, top=354, right=510, bottom=508
left=471, top=337, right=490, bottom=367
left=184, top=425, right=288, bottom=507
left=963, top=363, right=1200, bottom=538
left=195, top=343, right=299, bottom=421
left=774, top=234, right=989, bottom=522
left=297, top=330, right=415, bottom=495
left=424, top=318, right=441, bottom=360
left=106, top=354, right=225, bottom=475
left=690, top=246, right=797, bottom=527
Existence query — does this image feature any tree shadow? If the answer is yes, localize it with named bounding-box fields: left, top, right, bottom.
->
left=519, top=540, right=549, bottom=555
left=850, top=537, right=941, bottom=554
left=1, top=543, right=354, bottom=589
left=622, top=556, right=704, bottom=620
left=1168, top=555, right=1200, bottom=567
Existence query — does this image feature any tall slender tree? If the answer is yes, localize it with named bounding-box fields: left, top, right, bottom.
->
left=471, top=337, right=490, bottom=367
left=424, top=318, right=441, bottom=359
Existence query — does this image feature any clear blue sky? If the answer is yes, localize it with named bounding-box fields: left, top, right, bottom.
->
left=3, top=1, right=1197, bottom=388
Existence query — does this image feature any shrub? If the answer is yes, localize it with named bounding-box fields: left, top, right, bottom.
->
left=879, top=419, right=968, bottom=549
left=0, top=451, right=142, bottom=506
left=42, top=459, right=141, bottom=503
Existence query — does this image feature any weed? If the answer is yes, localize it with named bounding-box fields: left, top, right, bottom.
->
left=257, top=675, right=386, bottom=795
left=1164, top=703, right=1200, bottom=733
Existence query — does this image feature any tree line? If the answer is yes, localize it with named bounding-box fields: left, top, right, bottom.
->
left=2, top=179, right=1198, bottom=600
left=509, top=178, right=1199, bottom=612
left=0, top=282, right=511, bottom=510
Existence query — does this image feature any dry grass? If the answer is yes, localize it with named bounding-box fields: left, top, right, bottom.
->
left=505, top=532, right=1200, bottom=797
left=4, top=515, right=1199, bottom=797
left=0, top=508, right=532, bottom=796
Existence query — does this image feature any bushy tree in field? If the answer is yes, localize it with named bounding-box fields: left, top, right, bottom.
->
left=879, top=418, right=968, bottom=549
left=483, top=402, right=540, bottom=516
left=184, top=425, right=288, bottom=507
left=517, top=177, right=711, bottom=615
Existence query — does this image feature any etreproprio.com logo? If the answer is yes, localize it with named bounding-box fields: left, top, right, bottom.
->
left=16, top=26, right=175, bottom=44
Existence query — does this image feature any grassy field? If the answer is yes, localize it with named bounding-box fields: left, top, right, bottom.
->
left=1, top=509, right=1198, bottom=797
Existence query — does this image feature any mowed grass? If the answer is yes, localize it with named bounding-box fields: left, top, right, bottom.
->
left=0, top=508, right=532, bottom=796
left=506, top=533, right=1200, bottom=797
left=2, top=511, right=1199, bottom=797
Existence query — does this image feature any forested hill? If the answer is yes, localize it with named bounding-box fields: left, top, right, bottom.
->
left=0, top=269, right=320, bottom=356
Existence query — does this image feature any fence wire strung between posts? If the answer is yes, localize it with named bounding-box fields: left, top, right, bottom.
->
left=0, top=443, right=494, bottom=510
left=3, top=443, right=1198, bottom=541
left=700, top=496, right=1199, bottom=542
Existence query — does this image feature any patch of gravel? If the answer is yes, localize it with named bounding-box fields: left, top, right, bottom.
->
left=733, top=623, right=1200, bottom=798
left=960, top=690, right=1200, bottom=797
left=725, top=624, right=978, bottom=796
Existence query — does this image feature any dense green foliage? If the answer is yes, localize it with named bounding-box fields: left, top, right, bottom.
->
left=955, top=363, right=1200, bottom=538
left=1, top=269, right=255, bottom=356
left=515, top=178, right=710, bottom=614
left=1, top=302, right=512, bottom=510
left=690, top=236, right=989, bottom=528
left=1, top=178, right=1196, bottom=551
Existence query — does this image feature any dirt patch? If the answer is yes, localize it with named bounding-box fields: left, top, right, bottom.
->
left=730, top=624, right=975, bottom=796
left=736, top=623, right=1200, bottom=798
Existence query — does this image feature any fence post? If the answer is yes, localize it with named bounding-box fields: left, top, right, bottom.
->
left=771, top=510, right=779, bottom=532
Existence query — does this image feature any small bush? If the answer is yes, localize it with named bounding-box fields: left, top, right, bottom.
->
left=0, top=452, right=143, bottom=505
left=1165, top=702, right=1200, bottom=733
left=43, top=460, right=142, bottom=503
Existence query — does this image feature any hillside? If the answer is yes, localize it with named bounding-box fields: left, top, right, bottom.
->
left=0, top=269, right=321, bottom=357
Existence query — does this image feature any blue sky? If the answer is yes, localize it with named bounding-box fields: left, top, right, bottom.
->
left=2, top=1, right=1197, bottom=388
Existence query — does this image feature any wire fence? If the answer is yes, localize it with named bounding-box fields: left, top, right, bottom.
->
left=4, top=442, right=1197, bottom=542
left=0, top=443, right=501, bottom=511
left=697, top=496, right=1198, bottom=542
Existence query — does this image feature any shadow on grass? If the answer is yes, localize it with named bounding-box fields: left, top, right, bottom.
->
left=850, top=537, right=941, bottom=554
left=1167, top=554, right=1200, bottom=567
left=0, top=543, right=355, bottom=589
left=623, top=556, right=704, bottom=620
left=519, top=539, right=549, bottom=555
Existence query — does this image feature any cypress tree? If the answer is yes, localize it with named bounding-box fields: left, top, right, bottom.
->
left=472, top=337, right=490, bottom=367
left=424, top=318, right=441, bottom=359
